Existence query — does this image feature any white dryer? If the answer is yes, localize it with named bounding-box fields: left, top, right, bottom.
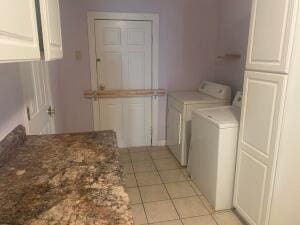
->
left=188, top=91, right=243, bottom=211
left=166, top=81, right=232, bottom=166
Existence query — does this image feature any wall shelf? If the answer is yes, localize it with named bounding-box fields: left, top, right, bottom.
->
left=84, top=89, right=166, bottom=99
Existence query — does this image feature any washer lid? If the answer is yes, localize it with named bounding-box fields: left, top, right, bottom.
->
left=194, top=106, right=241, bottom=128
left=168, top=91, right=230, bottom=105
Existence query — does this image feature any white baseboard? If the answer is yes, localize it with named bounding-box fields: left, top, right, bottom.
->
left=154, top=140, right=166, bottom=146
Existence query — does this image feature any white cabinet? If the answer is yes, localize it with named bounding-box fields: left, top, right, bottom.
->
left=0, top=0, right=41, bottom=62
left=234, top=72, right=287, bottom=225
left=234, top=0, right=300, bottom=224
left=0, top=0, right=63, bottom=63
left=39, top=0, right=63, bottom=61
left=246, top=0, right=298, bottom=74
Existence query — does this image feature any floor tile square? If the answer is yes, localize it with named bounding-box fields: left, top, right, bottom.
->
left=135, top=171, right=162, bottom=186
left=139, top=184, right=170, bottom=203
left=180, top=168, right=191, bottom=180
left=131, top=204, right=148, bottom=225
left=129, top=146, right=148, bottom=153
left=213, top=211, right=244, bottom=225
left=150, top=150, right=173, bottom=160
left=122, top=163, right=134, bottom=174
left=144, top=200, right=179, bottom=223
left=182, top=215, right=217, bottom=225
left=159, top=169, right=186, bottom=183
left=118, top=148, right=129, bottom=153
left=189, top=181, right=202, bottom=195
left=133, top=160, right=156, bottom=173
left=148, top=146, right=169, bottom=151
left=165, top=181, right=196, bottom=198
left=120, top=152, right=131, bottom=163
left=127, top=187, right=142, bottom=205
left=154, top=158, right=179, bottom=171
left=173, top=196, right=209, bottom=218
left=151, top=220, right=183, bottom=225
left=131, top=151, right=152, bottom=162
left=200, top=195, right=214, bottom=213
left=124, top=174, right=137, bottom=188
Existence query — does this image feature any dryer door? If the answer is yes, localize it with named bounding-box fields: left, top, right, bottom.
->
left=166, top=105, right=182, bottom=160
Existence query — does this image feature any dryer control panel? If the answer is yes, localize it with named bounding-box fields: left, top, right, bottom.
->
left=198, top=81, right=231, bottom=101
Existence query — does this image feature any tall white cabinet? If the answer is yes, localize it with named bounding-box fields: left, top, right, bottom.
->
left=0, top=0, right=63, bottom=63
left=234, top=1, right=300, bottom=225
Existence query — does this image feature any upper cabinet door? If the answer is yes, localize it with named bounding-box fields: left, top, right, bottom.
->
left=246, top=0, right=299, bottom=74
left=39, top=0, right=63, bottom=61
left=0, top=0, right=41, bottom=62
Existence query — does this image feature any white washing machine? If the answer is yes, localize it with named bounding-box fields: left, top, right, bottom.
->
left=188, top=91, right=243, bottom=211
left=166, top=81, right=232, bottom=166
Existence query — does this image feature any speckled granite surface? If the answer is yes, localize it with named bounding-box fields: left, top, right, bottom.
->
left=0, top=126, right=133, bottom=225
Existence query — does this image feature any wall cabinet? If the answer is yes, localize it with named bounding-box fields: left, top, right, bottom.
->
left=39, top=0, right=63, bottom=61
left=246, top=0, right=298, bottom=74
left=0, top=0, right=63, bottom=63
left=0, top=0, right=41, bottom=62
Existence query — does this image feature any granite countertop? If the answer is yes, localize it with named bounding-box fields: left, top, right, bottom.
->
left=0, top=126, right=133, bottom=225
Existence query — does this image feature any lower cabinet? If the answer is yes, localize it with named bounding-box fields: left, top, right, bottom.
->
left=234, top=71, right=287, bottom=225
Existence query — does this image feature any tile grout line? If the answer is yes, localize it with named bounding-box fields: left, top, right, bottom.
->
left=147, top=146, right=184, bottom=224
left=181, top=162, right=220, bottom=224
left=126, top=146, right=245, bottom=225
left=129, top=147, right=151, bottom=225
left=149, top=146, right=218, bottom=225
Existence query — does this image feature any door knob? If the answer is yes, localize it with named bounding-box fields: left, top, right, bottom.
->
left=98, top=84, right=106, bottom=91
left=47, top=106, right=56, bottom=116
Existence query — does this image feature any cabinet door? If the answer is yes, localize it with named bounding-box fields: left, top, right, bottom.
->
left=166, top=106, right=182, bottom=161
left=39, top=0, right=63, bottom=61
left=0, top=0, right=40, bottom=62
left=234, top=71, right=287, bottom=225
left=246, top=0, right=298, bottom=73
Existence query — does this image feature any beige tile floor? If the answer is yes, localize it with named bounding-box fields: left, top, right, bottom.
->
left=120, top=146, right=246, bottom=225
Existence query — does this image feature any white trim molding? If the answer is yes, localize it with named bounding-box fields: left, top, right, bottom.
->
left=87, top=12, right=160, bottom=146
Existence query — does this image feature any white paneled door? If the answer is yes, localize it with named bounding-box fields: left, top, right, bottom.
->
left=94, top=20, right=152, bottom=147
left=20, top=61, right=55, bottom=135
left=234, top=71, right=287, bottom=225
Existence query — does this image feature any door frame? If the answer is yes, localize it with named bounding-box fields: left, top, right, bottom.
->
left=87, top=12, right=160, bottom=146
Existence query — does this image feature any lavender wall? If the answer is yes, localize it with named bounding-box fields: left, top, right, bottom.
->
left=0, top=64, right=25, bottom=140
left=57, top=0, right=220, bottom=141
left=215, top=0, right=252, bottom=94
